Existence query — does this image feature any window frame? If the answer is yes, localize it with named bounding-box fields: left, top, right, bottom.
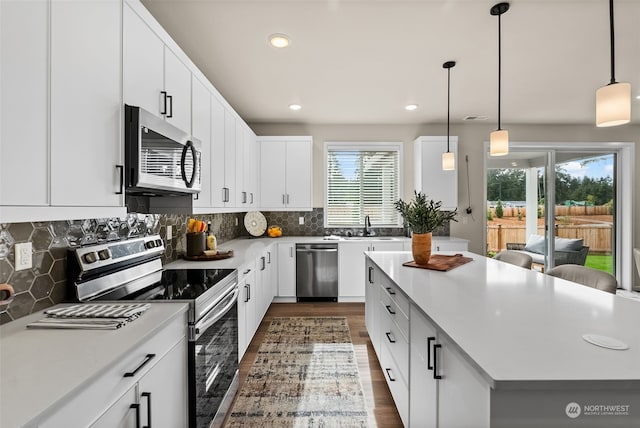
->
left=323, top=141, right=403, bottom=228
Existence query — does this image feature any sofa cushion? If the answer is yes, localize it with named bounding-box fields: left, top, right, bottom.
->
left=554, top=237, right=584, bottom=252
left=524, top=235, right=546, bottom=254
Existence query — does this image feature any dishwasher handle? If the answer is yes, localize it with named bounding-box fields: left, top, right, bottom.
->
left=296, top=248, right=338, bottom=253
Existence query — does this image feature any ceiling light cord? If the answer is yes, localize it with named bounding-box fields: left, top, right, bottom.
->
left=608, top=0, right=616, bottom=85
left=447, top=65, right=451, bottom=152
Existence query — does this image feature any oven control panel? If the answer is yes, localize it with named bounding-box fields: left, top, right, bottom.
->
left=73, top=235, right=165, bottom=272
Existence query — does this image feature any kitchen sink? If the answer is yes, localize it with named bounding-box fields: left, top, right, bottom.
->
left=343, top=236, right=395, bottom=240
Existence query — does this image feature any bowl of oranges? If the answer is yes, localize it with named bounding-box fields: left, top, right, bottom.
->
left=267, top=225, right=282, bottom=237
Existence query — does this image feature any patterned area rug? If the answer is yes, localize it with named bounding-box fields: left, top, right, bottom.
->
left=225, top=317, right=369, bottom=427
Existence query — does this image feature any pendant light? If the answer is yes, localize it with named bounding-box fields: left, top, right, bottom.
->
left=489, top=2, right=509, bottom=157
left=442, top=61, right=456, bottom=171
left=596, top=0, right=630, bottom=127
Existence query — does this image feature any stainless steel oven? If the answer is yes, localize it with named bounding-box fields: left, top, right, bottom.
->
left=67, top=236, right=239, bottom=428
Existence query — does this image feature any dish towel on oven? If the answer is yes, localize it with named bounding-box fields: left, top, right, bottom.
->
left=27, top=303, right=151, bottom=330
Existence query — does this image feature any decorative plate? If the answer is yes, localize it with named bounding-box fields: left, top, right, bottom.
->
left=244, top=211, right=267, bottom=237
left=582, top=334, right=629, bottom=350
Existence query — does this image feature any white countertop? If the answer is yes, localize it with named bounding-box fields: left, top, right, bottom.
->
left=366, top=251, right=640, bottom=389
left=164, top=235, right=466, bottom=270
left=0, top=302, right=189, bottom=428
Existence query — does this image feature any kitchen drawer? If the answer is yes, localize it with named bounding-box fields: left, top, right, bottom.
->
left=39, top=314, right=186, bottom=427
left=380, top=338, right=409, bottom=427
left=379, top=284, right=409, bottom=341
left=378, top=276, right=409, bottom=319
left=379, top=301, right=409, bottom=384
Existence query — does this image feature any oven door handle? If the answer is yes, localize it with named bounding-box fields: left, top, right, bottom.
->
left=194, top=286, right=239, bottom=340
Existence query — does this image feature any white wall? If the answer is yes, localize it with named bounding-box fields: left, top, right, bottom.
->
left=250, top=121, right=639, bottom=258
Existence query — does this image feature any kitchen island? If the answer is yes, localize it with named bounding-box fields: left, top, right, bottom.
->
left=366, top=251, right=640, bottom=427
left=0, top=302, right=189, bottom=428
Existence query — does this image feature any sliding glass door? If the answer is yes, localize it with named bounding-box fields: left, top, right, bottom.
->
left=485, top=142, right=633, bottom=289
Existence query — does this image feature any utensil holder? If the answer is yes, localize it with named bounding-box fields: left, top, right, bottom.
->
left=186, top=232, right=206, bottom=257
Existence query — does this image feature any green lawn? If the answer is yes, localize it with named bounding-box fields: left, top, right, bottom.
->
left=585, top=254, right=614, bottom=274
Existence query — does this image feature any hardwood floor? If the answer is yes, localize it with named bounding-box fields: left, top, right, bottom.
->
left=237, top=302, right=404, bottom=427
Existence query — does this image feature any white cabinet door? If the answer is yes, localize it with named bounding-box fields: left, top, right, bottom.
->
left=433, top=240, right=468, bottom=252
left=223, top=109, right=237, bottom=207
left=256, top=252, right=272, bottom=320
left=244, top=128, right=258, bottom=209
left=267, top=247, right=278, bottom=298
left=209, top=97, right=227, bottom=208
left=277, top=243, right=296, bottom=297
left=410, top=305, right=438, bottom=428
left=437, top=334, right=490, bottom=428
left=339, top=241, right=403, bottom=299
left=0, top=0, right=48, bottom=206
left=364, top=257, right=379, bottom=353
left=163, top=47, right=191, bottom=133
left=259, top=140, right=286, bottom=209
left=285, top=139, right=312, bottom=209
left=90, top=386, right=137, bottom=428
left=237, top=264, right=256, bottom=359
left=339, top=242, right=370, bottom=298
left=123, top=3, right=164, bottom=116
left=192, top=76, right=211, bottom=208
left=414, top=136, right=458, bottom=211
left=234, top=119, right=246, bottom=208
left=137, top=338, right=188, bottom=428
left=50, top=0, right=122, bottom=207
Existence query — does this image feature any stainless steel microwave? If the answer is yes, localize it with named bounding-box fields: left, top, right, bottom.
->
left=125, top=105, right=201, bottom=195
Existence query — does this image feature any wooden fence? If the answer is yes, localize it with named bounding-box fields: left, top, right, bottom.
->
left=488, top=205, right=611, bottom=218
left=487, top=224, right=612, bottom=254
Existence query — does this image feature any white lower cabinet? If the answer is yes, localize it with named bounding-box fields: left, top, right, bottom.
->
left=277, top=243, right=296, bottom=297
left=410, top=305, right=490, bottom=428
left=39, top=312, right=188, bottom=428
left=366, top=258, right=489, bottom=428
left=339, top=240, right=403, bottom=299
left=237, top=261, right=257, bottom=359
left=91, top=337, right=188, bottom=428
left=256, top=249, right=274, bottom=322
left=402, top=238, right=469, bottom=252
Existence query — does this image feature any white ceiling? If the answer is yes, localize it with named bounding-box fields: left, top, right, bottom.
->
left=141, top=0, right=640, bottom=126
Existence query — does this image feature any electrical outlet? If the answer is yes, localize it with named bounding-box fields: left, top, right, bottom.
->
left=15, top=242, right=32, bottom=271
left=166, top=225, right=172, bottom=240
left=299, top=216, right=304, bottom=225
left=235, top=217, right=238, bottom=226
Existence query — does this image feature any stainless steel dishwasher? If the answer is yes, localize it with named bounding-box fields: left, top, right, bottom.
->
left=296, top=243, right=339, bottom=301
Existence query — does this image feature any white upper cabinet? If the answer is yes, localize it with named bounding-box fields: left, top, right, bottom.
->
left=223, top=109, right=237, bottom=207
left=0, top=0, right=125, bottom=222
left=1, top=0, right=49, bottom=206
left=414, top=136, right=458, bottom=211
left=243, top=126, right=259, bottom=209
left=123, top=2, right=191, bottom=133
left=50, top=0, right=122, bottom=207
left=259, top=137, right=313, bottom=211
left=191, top=76, right=211, bottom=208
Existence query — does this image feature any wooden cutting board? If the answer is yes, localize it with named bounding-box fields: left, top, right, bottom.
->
left=183, top=249, right=234, bottom=261
left=402, top=253, right=473, bottom=272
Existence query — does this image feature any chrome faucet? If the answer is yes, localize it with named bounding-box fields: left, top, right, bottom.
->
left=363, top=215, right=372, bottom=236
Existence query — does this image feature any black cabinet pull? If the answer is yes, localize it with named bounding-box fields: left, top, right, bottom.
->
left=242, top=191, right=247, bottom=203
left=267, top=251, right=271, bottom=264
left=141, top=392, right=152, bottom=428
left=385, top=332, right=396, bottom=343
left=130, top=403, right=141, bottom=428
left=250, top=192, right=254, bottom=204
left=385, top=287, right=396, bottom=295
left=433, top=343, right=442, bottom=380
left=115, top=165, right=124, bottom=194
left=180, top=141, right=197, bottom=188
left=261, top=256, right=266, bottom=271
left=385, top=368, right=396, bottom=382
left=124, top=354, right=156, bottom=378
left=166, top=94, right=173, bottom=118
left=244, top=284, right=250, bottom=303
left=385, top=305, right=396, bottom=315
left=427, top=337, right=435, bottom=370
left=160, top=91, right=167, bottom=115
left=368, top=266, right=374, bottom=283
left=247, top=284, right=251, bottom=301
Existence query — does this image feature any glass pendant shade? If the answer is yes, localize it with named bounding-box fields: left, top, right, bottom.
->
left=442, top=151, right=455, bottom=170
left=596, top=82, right=631, bottom=127
left=490, top=129, right=509, bottom=156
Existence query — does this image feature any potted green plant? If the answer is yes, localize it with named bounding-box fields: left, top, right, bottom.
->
left=395, top=191, right=458, bottom=265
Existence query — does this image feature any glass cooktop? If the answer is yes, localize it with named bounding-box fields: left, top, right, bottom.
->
left=130, top=268, right=236, bottom=301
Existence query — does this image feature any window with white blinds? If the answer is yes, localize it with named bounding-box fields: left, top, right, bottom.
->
left=325, top=144, right=401, bottom=227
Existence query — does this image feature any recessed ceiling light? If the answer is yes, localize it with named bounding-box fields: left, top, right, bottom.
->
left=405, top=104, right=418, bottom=111
left=269, top=33, right=290, bottom=48
left=288, top=104, right=302, bottom=111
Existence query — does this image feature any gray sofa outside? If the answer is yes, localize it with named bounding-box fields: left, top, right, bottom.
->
left=506, top=235, right=589, bottom=267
